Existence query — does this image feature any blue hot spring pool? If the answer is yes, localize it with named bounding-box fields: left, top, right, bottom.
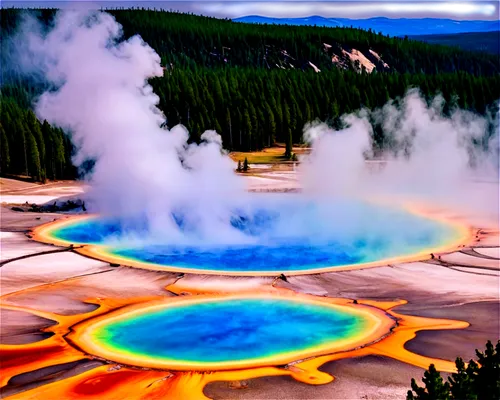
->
left=79, top=296, right=389, bottom=369
left=46, top=195, right=464, bottom=274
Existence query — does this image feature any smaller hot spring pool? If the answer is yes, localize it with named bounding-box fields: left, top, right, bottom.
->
left=41, top=195, right=465, bottom=274
left=73, top=296, right=393, bottom=370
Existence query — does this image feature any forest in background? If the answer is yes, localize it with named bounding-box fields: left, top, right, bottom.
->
left=409, top=31, right=500, bottom=56
left=1, top=8, right=500, bottom=182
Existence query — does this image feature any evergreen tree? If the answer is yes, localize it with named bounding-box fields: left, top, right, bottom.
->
left=448, top=358, right=477, bottom=400
left=14, top=120, right=29, bottom=176
left=0, top=123, right=10, bottom=172
left=242, top=108, right=252, bottom=151
left=474, top=340, right=500, bottom=400
left=284, top=102, right=293, bottom=159
left=225, top=108, right=233, bottom=150
left=408, top=364, right=451, bottom=400
left=265, top=103, right=277, bottom=146
left=26, top=110, right=45, bottom=177
left=408, top=341, right=500, bottom=400
left=42, top=120, right=56, bottom=180
left=26, top=130, right=42, bottom=181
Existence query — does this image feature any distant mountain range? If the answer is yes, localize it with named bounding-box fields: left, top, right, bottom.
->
left=234, top=16, right=500, bottom=37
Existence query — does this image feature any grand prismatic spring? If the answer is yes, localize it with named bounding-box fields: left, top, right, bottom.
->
left=70, top=295, right=393, bottom=370
left=0, top=194, right=475, bottom=398
left=32, top=196, right=468, bottom=275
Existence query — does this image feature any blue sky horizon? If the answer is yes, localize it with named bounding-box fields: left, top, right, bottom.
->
left=3, top=1, right=500, bottom=21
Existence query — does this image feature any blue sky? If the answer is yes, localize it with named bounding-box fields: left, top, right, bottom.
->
left=3, top=1, right=500, bottom=20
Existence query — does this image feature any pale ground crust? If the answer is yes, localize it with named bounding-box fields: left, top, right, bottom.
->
left=0, top=176, right=499, bottom=399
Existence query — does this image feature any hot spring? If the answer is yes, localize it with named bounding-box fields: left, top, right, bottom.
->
left=35, top=194, right=467, bottom=275
left=69, top=295, right=395, bottom=370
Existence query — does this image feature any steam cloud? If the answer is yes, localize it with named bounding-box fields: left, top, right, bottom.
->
left=15, top=11, right=250, bottom=244
left=300, top=90, right=499, bottom=224
left=10, top=10, right=500, bottom=248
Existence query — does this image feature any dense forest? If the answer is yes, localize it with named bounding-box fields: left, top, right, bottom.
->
left=409, top=31, right=500, bottom=56
left=1, top=87, right=76, bottom=181
left=2, top=9, right=500, bottom=75
left=1, top=8, right=500, bottom=181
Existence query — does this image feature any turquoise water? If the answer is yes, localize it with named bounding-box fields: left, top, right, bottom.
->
left=50, top=196, right=460, bottom=272
left=92, top=298, right=370, bottom=363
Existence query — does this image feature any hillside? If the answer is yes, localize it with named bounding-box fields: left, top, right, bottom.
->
left=1, top=9, right=500, bottom=183
left=91, top=11, right=500, bottom=75
left=2, top=9, right=500, bottom=76
left=235, top=16, right=500, bottom=37
left=408, top=31, right=500, bottom=55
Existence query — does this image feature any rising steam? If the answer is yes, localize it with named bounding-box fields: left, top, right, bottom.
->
left=301, top=90, right=499, bottom=223
left=15, top=11, right=248, bottom=244
left=10, top=10, right=500, bottom=249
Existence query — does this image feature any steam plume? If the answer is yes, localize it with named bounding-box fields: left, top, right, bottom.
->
left=16, top=11, right=247, bottom=243
left=9, top=10, right=500, bottom=249
left=301, top=90, right=499, bottom=223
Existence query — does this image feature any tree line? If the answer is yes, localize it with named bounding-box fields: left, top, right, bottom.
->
left=106, top=9, right=500, bottom=75
left=407, top=340, right=500, bottom=400
left=1, top=8, right=499, bottom=181
left=152, top=67, right=500, bottom=152
left=3, top=68, right=498, bottom=181
left=2, top=8, right=499, bottom=76
left=1, top=89, right=76, bottom=181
